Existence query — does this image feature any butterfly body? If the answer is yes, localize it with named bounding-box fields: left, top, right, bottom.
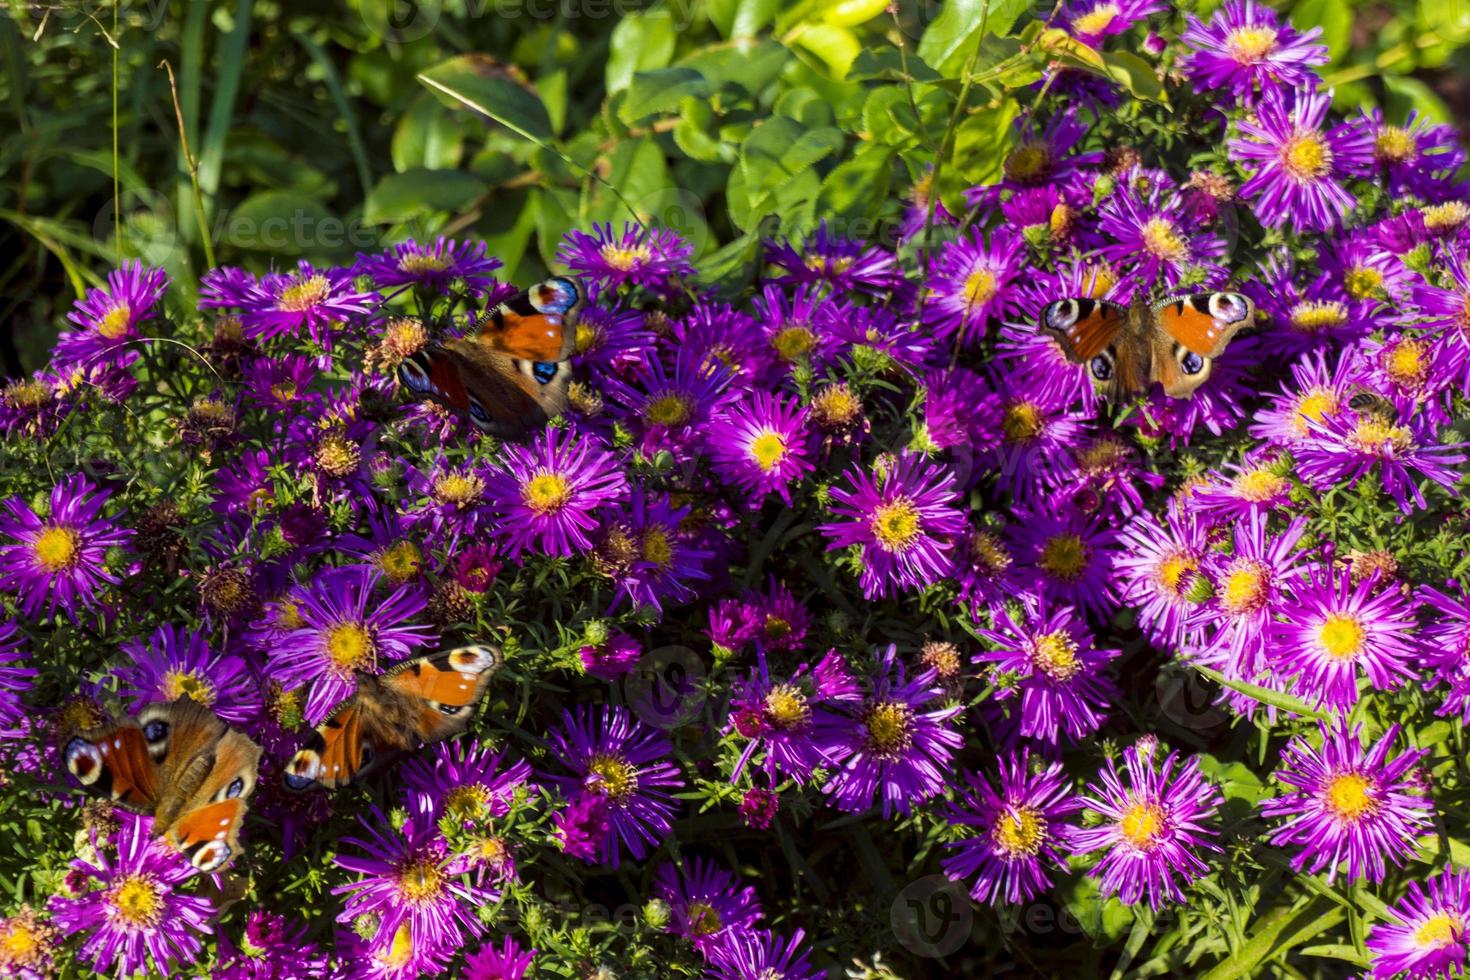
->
left=62, top=698, right=262, bottom=872
left=1039, top=291, right=1255, bottom=400
left=397, top=277, right=581, bottom=436
left=284, top=644, right=503, bottom=791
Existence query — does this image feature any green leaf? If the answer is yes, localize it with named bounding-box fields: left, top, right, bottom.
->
left=818, top=144, right=894, bottom=221
left=1100, top=50, right=1168, bottom=105
left=418, top=54, right=554, bottom=142
left=594, top=138, right=672, bottom=224
left=362, top=169, right=487, bottom=225
left=1200, top=897, right=1344, bottom=980
left=1193, top=666, right=1332, bottom=721
left=787, top=22, right=861, bottom=78
left=391, top=95, right=463, bottom=173
left=224, top=191, right=336, bottom=255
left=606, top=10, right=677, bottom=95
left=1292, top=0, right=1352, bottom=63
left=620, top=67, right=713, bottom=124
left=1384, top=75, right=1453, bottom=125
left=673, top=98, right=727, bottom=163
left=917, top=0, right=1031, bottom=75
left=708, top=0, right=781, bottom=38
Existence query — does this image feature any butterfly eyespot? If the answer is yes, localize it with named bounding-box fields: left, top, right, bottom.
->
left=143, top=720, right=169, bottom=744
left=1042, top=300, right=1080, bottom=330
left=1088, top=354, right=1113, bottom=382
left=224, top=776, right=246, bottom=799
left=191, top=841, right=231, bottom=873
left=397, top=355, right=433, bottom=395
left=1208, top=292, right=1250, bottom=323
left=438, top=703, right=463, bottom=716
left=1180, top=351, right=1206, bottom=375
left=531, top=362, right=558, bottom=385
left=64, top=739, right=103, bottom=783
left=467, top=398, right=492, bottom=425
left=359, top=743, right=376, bottom=766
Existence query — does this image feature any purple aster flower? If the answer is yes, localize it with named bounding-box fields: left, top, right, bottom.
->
left=0, top=905, right=58, bottom=980
left=482, top=427, right=627, bottom=558
left=942, top=751, right=1081, bottom=905
left=265, top=567, right=435, bottom=725
left=353, top=237, right=502, bottom=294
left=706, top=392, right=815, bottom=506
left=1366, top=867, right=1470, bottom=980
left=1424, top=586, right=1470, bottom=722
left=751, top=285, right=842, bottom=375
left=1412, top=259, right=1470, bottom=392
left=745, top=578, right=811, bottom=653
left=545, top=705, right=684, bottom=866
left=921, top=224, right=1026, bottom=346
left=1244, top=252, right=1364, bottom=360
left=552, top=792, right=610, bottom=862
left=1249, top=349, right=1361, bottom=447
left=1188, top=458, right=1295, bottom=523
left=1112, top=501, right=1211, bottom=649
left=1354, top=332, right=1458, bottom=418
left=242, top=354, right=317, bottom=412
left=952, top=523, right=1021, bottom=617
left=822, top=645, right=964, bottom=817
left=464, top=935, right=536, bottom=980
left=603, top=349, right=736, bottom=462
left=114, top=624, right=262, bottom=726
left=728, top=649, right=857, bottom=785
left=239, top=260, right=374, bottom=349
left=1182, top=0, right=1329, bottom=102
left=1361, top=108, right=1468, bottom=199
left=653, top=857, right=763, bottom=958
left=0, top=620, right=36, bottom=732
left=0, top=371, right=68, bottom=441
left=47, top=812, right=214, bottom=976
left=401, top=739, right=532, bottom=825
left=580, top=629, right=642, bottom=680
left=970, top=109, right=1105, bottom=202
left=1261, top=719, right=1432, bottom=884
left=984, top=388, right=1093, bottom=504
left=1006, top=505, right=1118, bottom=619
left=51, top=260, right=169, bottom=371
left=1230, top=83, right=1375, bottom=232
left=334, top=808, right=489, bottom=970
left=1098, top=186, right=1227, bottom=291
left=672, top=300, right=772, bottom=385
left=738, top=787, right=779, bottom=829
left=404, top=455, right=495, bottom=553
left=215, top=910, right=329, bottom=980
left=1273, top=567, right=1421, bottom=711
left=1066, top=0, right=1164, bottom=44
left=822, top=301, right=937, bottom=368
left=558, top=222, right=693, bottom=297
left=572, top=300, right=657, bottom=375
left=1071, top=737, right=1223, bottom=910
left=706, top=928, right=821, bottom=980
left=0, top=473, right=132, bottom=624
left=334, top=923, right=452, bottom=979
left=198, top=266, right=258, bottom=310
left=763, top=221, right=902, bottom=295
left=1297, top=409, right=1467, bottom=513
left=601, top=489, right=715, bottom=613
left=974, top=598, right=1120, bottom=745
left=818, top=453, right=964, bottom=600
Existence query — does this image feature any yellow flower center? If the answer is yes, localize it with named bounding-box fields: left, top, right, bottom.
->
left=748, top=430, right=787, bottom=472
left=1226, top=25, right=1278, bottom=62
left=863, top=700, right=914, bottom=757
left=1318, top=613, right=1366, bottom=661
left=1233, top=468, right=1287, bottom=502
left=686, top=900, right=722, bottom=937
left=763, top=614, right=791, bottom=639
left=574, top=322, right=601, bottom=355
left=373, top=540, right=422, bottom=585
left=32, top=525, right=80, bottom=573
left=811, top=385, right=862, bottom=427
left=96, top=304, right=133, bottom=341
left=522, top=472, right=572, bottom=515
left=1141, top=218, right=1189, bottom=263
left=1002, top=402, right=1044, bottom=443
left=599, top=243, right=652, bottom=272
left=1282, top=133, right=1333, bottom=181
left=1072, top=2, right=1119, bottom=35
left=0, top=920, right=40, bottom=961
left=433, top=473, right=484, bottom=506
left=107, top=875, right=163, bottom=927
left=764, top=684, right=811, bottom=731
left=269, top=381, right=298, bottom=403
left=1349, top=417, right=1413, bottom=454
left=1386, top=339, right=1427, bottom=387
left=1156, top=553, right=1198, bottom=597
left=647, top=394, right=692, bottom=427
left=772, top=324, right=816, bottom=362
left=1049, top=203, right=1076, bottom=238
left=1119, top=800, right=1166, bottom=850
left=397, top=858, right=446, bottom=904
left=326, top=623, right=373, bottom=672
left=1004, top=141, right=1051, bottom=183
left=1343, top=266, right=1385, bottom=300
left=637, top=527, right=673, bottom=568
left=991, top=806, right=1046, bottom=857
left=1032, top=630, right=1082, bottom=681
left=443, top=783, right=492, bottom=822
left=314, top=433, right=360, bottom=477
left=870, top=498, right=922, bottom=552
left=277, top=274, right=331, bottom=312
left=398, top=253, right=452, bottom=274
left=587, top=752, right=639, bottom=804
left=383, top=923, right=413, bottom=968
left=1295, top=389, right=1340, bottom=435
left=1082, top=264, right=1118, bottom=298
left=1414, top=911, right=1463, bottom=950
left=805, top=255, right=855, bottom=275
left=1289, top=300, right=1348, bottom=334
left=277, top=600, right=306, bottom=630
left=969, top=530, right=1012, bottom=573
left=161, top=670, right=217, bottom=706
left=963, top=269, right=998, bottom=308
left=1423, top=202, right=1470, bottom=233
left=1039, top=533, right=1087, bottom=581
left=1375, top=126, right=1417, bottom=164
left=4, top=379, right=49, bottom=410
left=1221, top=560, right=1269, bottom=614
left=1323, top=771, right=1378, bottom=822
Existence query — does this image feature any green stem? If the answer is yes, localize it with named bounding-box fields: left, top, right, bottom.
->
left=1200, top=896, right=1343, bottom=980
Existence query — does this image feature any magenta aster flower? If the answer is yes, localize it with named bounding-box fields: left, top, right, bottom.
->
left=0, top=620, right=36, bottom=732
left=239, top=260, right=374, bottom=348
left=1066, top=0, right=1164, bottom=44
left=818, top=453, right=964, bottom=600
left=464, top=934, right=536, bottom=980
left=707, top=928, right=822, bottom=980
left=728, top=649, right=857, bottom=785
left=764, top=221, right=902, bottom=295
left=1112, top=501, right=1210, bottom=649
left=921, top=224, right=1026, bottom=346
left=545, top=705, right=684, bottom=866
left=215, top=910, right=329, bottom=980
left=353, top=237, right=502, bottom=294
left=1188, top=458, right=1295, bottom=523
left=602, top=489, right=715, bottom=613
left=47, top=812, right=214, bottom=976
left=198, top=266, right=258, bottom=310
left=580, top=629, right=642, bottom=680
left=558, top=222, right=693, bottom=297
left=1182, top=0, right=1329, bottom=102
left=751, top=285, right=842, bottom=375
left=571, top=299, right=657, bottom=375
left=1360, top=107, right=1468, bottom=199
left=0, top=905, right=58, bottom=979
left=1006, top=505, right=1119, bottom=619
left=334, top=808, right=490, bottom=971
left=114, top=624, right=262, bottom=726
left=821, top=645, right=964, bottom=816
left=1424, top=586, right=1470, bottom=723
left=1249, top=348, right=1361, bottom=447
left=1230, top=83, right=1375, bottom=232
left=942, top=751, right=1080, bottom=905
left=1273, top=568, right=1421, bottom=711
left=265, top=566, right=436, bottom=724
left=1297, top=408, right=1467, bottom=513
left=0, top=371, right=68, bottom=441
left=1071, top=737, right=1223, bottom=910
left=974, top=599, right=1121, bottom=745
left=0, top=473, right=132, bottom=624
left=1098, top=186, right=1227, bottom=291
left=603, top=349, right=736, bottom=462
left=983, top=386, right=1093, bottom=504
left=482, top=427, right=627, bottom=558
left=653, top=857, right=763, bottom=958
left=1261, top=719, right=1432, bottom=884
left=51, top=260, right=169, bottom=371
left=242, top=353, right=317, bottom=413
left=1366, top=867, right=1470, bottom=980
left=401, top=738, right=532, bottom=825
left=551, top=792, right=610, bottom=863
left=404, top=454, right=496, bottom=553
left=705, top=391, right=815, bottom=506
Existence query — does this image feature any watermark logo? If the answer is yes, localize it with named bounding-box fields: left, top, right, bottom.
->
left=891, top=875, right=972, bottom=957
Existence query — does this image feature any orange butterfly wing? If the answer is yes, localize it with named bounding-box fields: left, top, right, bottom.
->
left=381, top=644, right=504, bottom=742
left=474, top=278, right=581, bottom=361
left=1154, top=292, right=1254, bottom=357
left=63, top=725, right=161, bottom=809
left=168, top=798, right=246, bottom=871
left=1038, top=298, right=1128, bottom=362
